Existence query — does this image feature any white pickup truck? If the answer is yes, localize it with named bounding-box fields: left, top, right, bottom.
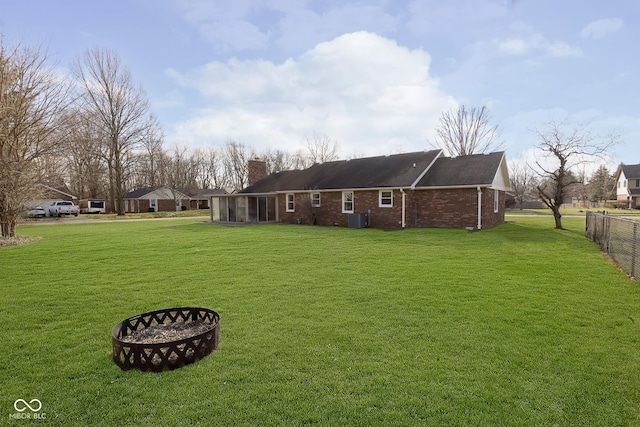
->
left=47, top=201, right=79, bottom=217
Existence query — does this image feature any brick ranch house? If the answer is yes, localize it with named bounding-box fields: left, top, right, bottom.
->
left=208, top=150, right=510, bottom=230
left=124, top=187, right=227, bottom=213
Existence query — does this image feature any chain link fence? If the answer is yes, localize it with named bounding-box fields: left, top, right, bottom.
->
left=585, top=212, right=639, bottom=280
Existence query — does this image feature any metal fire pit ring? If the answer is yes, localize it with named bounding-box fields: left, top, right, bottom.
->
left=112, top=307, right=220, bottom=372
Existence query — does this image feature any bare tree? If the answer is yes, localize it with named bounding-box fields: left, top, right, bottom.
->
left=0, top=39, right=71, bottom=237
left=263, top=148, right=296, bottom=173
left=222, top=141, right=254, bottom=191
left=304, top=133, right=339, bottom=165
left=431, top=105, right=503, bottom=156
left=574, top=166, right=590, bottom=208
left=201, top=147, right=223, bottom=189
left=137, top=117, right=165, bottom=189
left=533, top=119, right=617, bottom=229
left=64, top=108, right=108, bottom=199
left=74, top=47, right=153, bottom=215
left=509, top=161, right=538, bottom=210
left=290, top=149, right=310, bottom=170
left=164, top=145, right=190, bottom=211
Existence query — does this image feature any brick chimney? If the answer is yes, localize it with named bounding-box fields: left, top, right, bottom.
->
left=248, top=158, right=268, bottom=186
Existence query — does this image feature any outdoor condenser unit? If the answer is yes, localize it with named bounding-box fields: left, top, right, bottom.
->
left=348, top=213, right=368, bottom=228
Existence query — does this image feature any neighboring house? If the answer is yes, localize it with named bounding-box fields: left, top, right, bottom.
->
left=124, top=187, right=228, bottom=213
left=614, top=163, right=640, bottom=209
left=123, top=187, right=192, bottom=213
left=27, top=183, right=78, bottom=209
left=208, top=150, right=511, bottom=230
left=182, top=188, right=228, bottom=210
left=38, top=183, right=77, bottom=202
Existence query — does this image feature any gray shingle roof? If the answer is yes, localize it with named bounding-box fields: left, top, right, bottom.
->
left=621, top=164, right=640, bottom=179
left=241, top=150, right=441, bottom=193
left=415, top=152, right=505, bottom=187
left=124, top=187, right=153, bottom=198
left=241, top=150, right=506, bottom=193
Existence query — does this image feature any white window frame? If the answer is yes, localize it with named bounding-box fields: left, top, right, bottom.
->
left=494, top=189, right=499, bottom=213
left=379, top=190, right=393, bottom=207
left=311, top=192, right=321, bottom=207
left=286, top=193, right=295, bottom=212
left=342, top=191, right=354, bottom=213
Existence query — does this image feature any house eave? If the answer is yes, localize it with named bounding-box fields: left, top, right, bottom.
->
left=37, top=183, right=77, bottom=200
left=412, top=184, right=494, bottom=191
left=218, top=192, right=278, bottom=197
left=274, top=187, right=407, bottom=194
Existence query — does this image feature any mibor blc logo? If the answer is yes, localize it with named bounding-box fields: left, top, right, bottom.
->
left=9, top=399, right=46, bottom=420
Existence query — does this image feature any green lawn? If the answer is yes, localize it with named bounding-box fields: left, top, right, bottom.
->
left=1, top=217, right=639, bottom=426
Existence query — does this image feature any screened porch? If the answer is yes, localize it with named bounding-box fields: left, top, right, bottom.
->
left=209, top=195, right=278, bottom=223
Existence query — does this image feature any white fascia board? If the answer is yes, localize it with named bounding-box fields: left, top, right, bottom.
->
left=412, top=184, right=491, bottom=190
left=275, top=187, right=403, bottom=194
left=230, top=192, right=277, bottom=197
left=37, top=183, right=78, bottom=199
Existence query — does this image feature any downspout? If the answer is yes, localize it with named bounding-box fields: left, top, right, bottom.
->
left=400, top=188, right=406, bottom=228
left=477, top=186, right=482, bottom=230
left=209, top=197, right=213, bottom=222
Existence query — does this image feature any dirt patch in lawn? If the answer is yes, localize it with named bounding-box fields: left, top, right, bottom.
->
left=0, top=236, right=42, bottom=247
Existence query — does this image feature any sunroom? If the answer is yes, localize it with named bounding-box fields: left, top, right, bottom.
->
left=209, top=194, right=278, bottom=223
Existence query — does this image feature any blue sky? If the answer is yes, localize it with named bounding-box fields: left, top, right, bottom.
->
left=1, top=0, right=638, bottom=167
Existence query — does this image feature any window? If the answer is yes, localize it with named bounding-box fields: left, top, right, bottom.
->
left=494, top=190, right=499, bottom=213
left=379, top=190, right=393, bottom=207
left=624, top=180, right=627, bottom=188
left=311, top=193, right=321, bottom=207
left=342, top=191, right=354, bottom=213
left=286, top=193, right=295, bottom=212
left=636, top=179, right=640, bottom=187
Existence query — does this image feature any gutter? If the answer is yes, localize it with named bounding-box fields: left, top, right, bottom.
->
left=400, top=188, right=406, bottom=228
left=477, top=186, right=482, bottom=230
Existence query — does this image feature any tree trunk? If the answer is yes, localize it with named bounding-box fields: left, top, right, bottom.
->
left=1, top=218, right=16, bottom=238
left=551, top=206, right=563, bottom=230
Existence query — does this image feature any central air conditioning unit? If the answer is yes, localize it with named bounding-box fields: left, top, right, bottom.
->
left=348, top=213, right=368, bottom=228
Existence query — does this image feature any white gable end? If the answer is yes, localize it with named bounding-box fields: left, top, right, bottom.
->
left=491, top=155, right=511, bottom=191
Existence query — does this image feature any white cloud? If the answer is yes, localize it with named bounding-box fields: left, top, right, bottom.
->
left=580, top=18, right=623, bottom=40
left=167, top=32, right=457, bottom=156
left=497, top=34, right=582, bottom=58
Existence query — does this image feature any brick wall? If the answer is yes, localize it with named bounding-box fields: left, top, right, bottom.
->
left=139, top=199, right=150, bottom=212
left=408, top=188, right=505, bottom=229
left=276, top=188, right=505, bottom=229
